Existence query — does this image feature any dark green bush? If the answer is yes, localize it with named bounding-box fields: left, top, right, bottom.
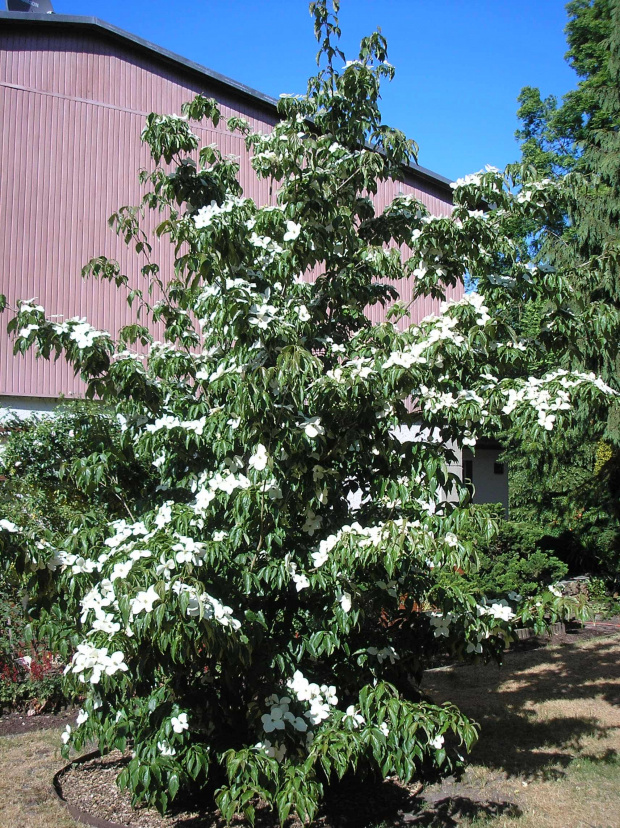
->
left=0, top=581, right=65, bottom=713
left=1, top=400, right=154, bottom=524
left=474, top=530, right=568, bottom=597
left=505, top=432, right=620, bottom=586
left=432, top=506, right=567, bottom=599
left=0, top=401, right=155, bottom=712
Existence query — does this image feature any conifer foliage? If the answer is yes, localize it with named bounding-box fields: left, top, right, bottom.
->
left=0, top=2, right=616, bottom=822
left=510, top=1, right=620, bottom=580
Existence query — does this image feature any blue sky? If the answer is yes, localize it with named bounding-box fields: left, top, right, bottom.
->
left=54, top=0, right=578, bottom=181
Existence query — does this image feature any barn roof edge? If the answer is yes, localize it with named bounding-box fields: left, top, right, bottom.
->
left=0, top=10, right=453, bottom=195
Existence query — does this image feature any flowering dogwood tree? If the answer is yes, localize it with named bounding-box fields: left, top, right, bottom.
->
left=1, top=1, right=616, bottom=822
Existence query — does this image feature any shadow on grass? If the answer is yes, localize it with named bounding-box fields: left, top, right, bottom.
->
left=170, top=776, right=521, bottom=828
left=403, top=796, right=521, bottom=827
left=424, top=634, right=620, bottom=782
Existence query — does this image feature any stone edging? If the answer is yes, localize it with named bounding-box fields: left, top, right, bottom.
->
left=514, top=622, right=565, bottom=641
left=53, top=751, right=131, bottom=828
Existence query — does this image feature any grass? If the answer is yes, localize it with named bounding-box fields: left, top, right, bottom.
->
left=0, top=727, right=80, bottom=828
left=417, top=633, right=620, bottom=827
left=0, top=634, right=618, bottom=828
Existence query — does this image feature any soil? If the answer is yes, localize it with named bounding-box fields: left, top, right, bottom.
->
left=0, top=705, right=77, bottom=738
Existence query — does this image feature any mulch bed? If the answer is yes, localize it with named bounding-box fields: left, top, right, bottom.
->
left=3, top=622, right=619, bottom=827
left=512, top=616, right=620, bottom=650
left=56, top=750, right=425, bottom=828
left=0, top=705, right=77, bottom=738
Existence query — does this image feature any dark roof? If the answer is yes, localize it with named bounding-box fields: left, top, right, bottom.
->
left=0, top=10, right=453, bottom=195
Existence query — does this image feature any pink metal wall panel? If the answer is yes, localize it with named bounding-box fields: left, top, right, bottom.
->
left=0, top=27, right=458, bottom=400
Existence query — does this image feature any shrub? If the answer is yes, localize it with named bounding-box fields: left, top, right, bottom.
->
left=0, top=402, right=153, bottom=713
left=0, top=400, right=154, bottom=526
left=0, top=582, right=64, bottom=714
left=473, top=521, right=568, bottom=597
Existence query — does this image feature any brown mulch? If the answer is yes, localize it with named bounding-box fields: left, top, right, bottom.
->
left=0, top=705, right=77, bottom=738
left=57, top=751, right=425, bottom=828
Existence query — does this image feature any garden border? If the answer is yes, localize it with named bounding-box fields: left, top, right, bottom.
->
left=53, top=750, right=131, bottom=828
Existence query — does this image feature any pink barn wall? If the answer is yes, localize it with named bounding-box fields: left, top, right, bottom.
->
left=0, top=20, right=459, bottom=402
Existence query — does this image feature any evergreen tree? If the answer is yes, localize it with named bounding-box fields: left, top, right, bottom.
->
left=516, top=0, right=620, bottom=380
left=508, top=0, right=620, bottom=581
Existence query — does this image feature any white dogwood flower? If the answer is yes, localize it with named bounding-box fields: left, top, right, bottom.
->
left=283, top=220, right=301, bottom=241
left=298, top=416, right=325, bottom=439
left=249, top=444, right=269, bottom=471
left=171, top=713, right=189, bottom=733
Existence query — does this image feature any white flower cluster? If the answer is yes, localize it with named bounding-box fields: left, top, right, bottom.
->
left=51, top=318, right=107, bottom=350
left=343, top=705, right=366, bottom=728
left=66, top=643, right=128, bottom=684
left=81, top=578, right=118, bottom=633
left=384, top=308, right=475, bottom=376
left=17, top=323, right=39, bottom=339
left=367, top=645, right=400, bottom=664
left=17, top=299, right=44, bottom=314
left=261, top=694, right=308, bottom=734
left=130, top=585, right=160, bottom=617
left=286, top=670, right=338, bottom=725
left=249, top=233, right=284, bottom=265
left=191, top=466, right=252, bottom=517
left=145, top=414, right=207, bottom=436
left=171, top=712, right=189, bottom=733
left=450, top=173, right=482, bottom=189
left=477, top=600, right=516, bottom=622
left=105, top=518, right=149, bottom=548
left=450, top=165, right=501, bottom=190
left=502, top=370, right=616, bottom=431
left=302, top=509, right=322, bottom=535
left=417, top=385, right=488, bottom=418
left=297, top=416, right=325, bottom=439
left=383, top=343, right=428, bottom=370
left=172, top=534, right=207, bottom=565
left=429, top=612, right=455, bottom=638
left=193, top=197, right=247, bottom=229
left=515, top=179, right=552, bottom=204
left=60, top=552, right=99, bottom=575
left=442, top=292, right=491, bottom=326
left=283, top=220, right=301, bottom=241
left=286, top=557, right=310, bottom=592
left=249, top=301, right=280, bottom=329
left=248, top=443, right=269, bottom=471
left=310, top=520, right=402, bottom=568
left=254, top=739, right=287, bottom=762
left=466, top=632, right=489, bottom=654
left=171, top=582, right=241, bottom=630
left=261, top=478, right=283, bottom=501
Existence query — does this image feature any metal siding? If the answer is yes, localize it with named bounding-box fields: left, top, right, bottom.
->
left=1, top=28, right=457, bottom=400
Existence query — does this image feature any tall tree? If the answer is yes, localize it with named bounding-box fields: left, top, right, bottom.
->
left=516, top=0, right=620, bottom=381
left=508, top=0, right=620, bottom=581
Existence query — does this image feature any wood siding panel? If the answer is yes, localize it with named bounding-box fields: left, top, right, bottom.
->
left=0, top=28, right=457, bottom=400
